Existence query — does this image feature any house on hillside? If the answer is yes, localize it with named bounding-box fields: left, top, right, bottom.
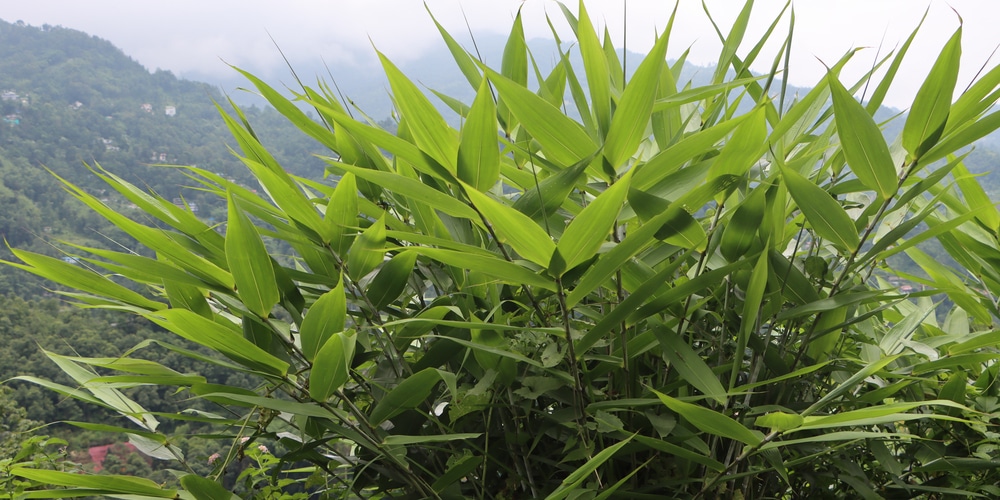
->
left=165, top=105, right=176, bottom=116
left=141, top=103, right=153, bottom=113
left=70, top=442, right=151, bottom=472
left=1, top=90, right=18, bottom=101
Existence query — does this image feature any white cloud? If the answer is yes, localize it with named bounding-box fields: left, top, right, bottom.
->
left=3, top=0, right=998, bottom=109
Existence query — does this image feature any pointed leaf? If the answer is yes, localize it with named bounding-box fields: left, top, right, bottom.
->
left=544, top=435, right=634, bottom=500
left=327, top=173, right=359, bottom=256
left=458, top=77, right=501, bottom=191
left=573, top=1, right=612, bottom=136
left=557, top=170, right=632, bottom=271
left=145, top=309, right=289, bottom=376
left=604, top=29, right=669, bottom=167
left=347, top=215, right=386, bottom=280
left=903, top=26, right=962, bottom=160
left=310, top=330, right=357, bottom=401
left=654, top=391, right=761, bottom=446
left=654, top=327, right=728, bottom=405
left=780, top=166, right=860, bottom=251
left=367, top=250, right=417, bottom=310
left=226, top=193, right=279, bottom=318
left=485, top=68, right=599, bottom=168
left=12, top=469, right=175, bottom=497
left=829, top=73, right=897, bottom=199
left=370, top=368, right=441, bottom=424
left=299, top=278, right=347, bottom=361
left=465, top=187, right=555, bottom=267
left=378, top=51, right=458, bottom=172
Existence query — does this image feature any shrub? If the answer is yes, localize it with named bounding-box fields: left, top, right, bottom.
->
left=8, top=1, right=1000, bottom=498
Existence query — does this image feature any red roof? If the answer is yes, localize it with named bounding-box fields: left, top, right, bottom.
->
left=87, top=443, right=138, bottom=472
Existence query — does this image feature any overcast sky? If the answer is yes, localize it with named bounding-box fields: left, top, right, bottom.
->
left=3, top=1, right=997, bottom=109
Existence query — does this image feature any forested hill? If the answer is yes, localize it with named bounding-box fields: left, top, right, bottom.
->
left=0, top=19, right=328, bottom=286
left=0, top=19, right=333, bottom=452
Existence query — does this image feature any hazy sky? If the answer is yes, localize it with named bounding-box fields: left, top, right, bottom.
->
left=3, top=1, right=998, bottom=109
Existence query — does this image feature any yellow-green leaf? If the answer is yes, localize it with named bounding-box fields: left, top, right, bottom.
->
left=367, top=250, right=417, bottom=310
left=326, top=173, right=358, bottom=256
left=903, top=26, right=962, bottom=160
left=378, top=51, right=458, bottom=173
left=604, top=29, right=669, bottom=167
left=347, top=215, right=386, bottom=280
left=557, top=170, right=632, bottom=272
left=309, top=330, right=356, bottom=401
left=146, top=309, right=289, bottom=376
left=780, top=166, right=860, bottom=251
left=299, top=278, right=347, bottom=361
left=654, top=391, right=761, bottom=446
left=829, top=73, right=897, bottom=200
left=226, top=193, right=279, bottom=318
left=458, top=77, right=501, bottom=191
left=465, top=187, right=555, bottom=267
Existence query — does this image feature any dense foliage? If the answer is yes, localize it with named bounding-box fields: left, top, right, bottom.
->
left=8, top=2, right=1000, bottom=498
left=0, top=18, right=326, bottom=289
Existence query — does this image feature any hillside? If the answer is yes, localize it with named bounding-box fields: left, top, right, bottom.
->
left=0, top=19, right=332, bottom=290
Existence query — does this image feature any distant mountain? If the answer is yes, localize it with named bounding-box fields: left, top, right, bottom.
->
left=0, top=18, right=330, bottom=295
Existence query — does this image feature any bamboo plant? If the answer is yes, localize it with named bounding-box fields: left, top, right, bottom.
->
left=8, top=1, right=1000, bottom=498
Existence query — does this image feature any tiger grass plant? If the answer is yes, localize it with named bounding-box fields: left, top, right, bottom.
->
left=8, top=1, right=1000, bottom=498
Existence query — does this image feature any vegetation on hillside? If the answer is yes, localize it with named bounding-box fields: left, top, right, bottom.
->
left=7, top=1, right=1000, bottom=498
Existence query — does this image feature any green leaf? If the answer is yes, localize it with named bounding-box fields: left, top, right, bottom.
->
left=330, top=161, right=479, bottom=221
left=465, top=186, right=555, bottom=267
left=309, top=330, right=357, bottom=401
left=367, top=250, right=417, bottom=310
left=557, top=170, right=632, bottom=271
left=327, top=173, right=359, bottom=256
left=732, top=249, right=769, bottom=389
left=299, top=278, right=347, bottom=361
left=720, top=188, right=766, bottom=262
left=573, top=1, right=612, bottom=137
left=347, top=215, right=386, bottom=280
left=953, top=160, right=1000, bottom=231
left=654, top=391, right=762, bottom=446
left=427, top=7, right=481, bottom=89
left=408, top=247, right=556, bottom=291
left=755, top=412, right=804, bottom=432
left=511, top=151, right=594, bottom=222
left=949, top=330, right=1000, bottom=355
left=226, top=193, right=280, bottom=318
left=708, top=107, right=767, bottom=180
left=497, top=9, right=528, bottom=133
left=780, top=165, right=860, bottom=251
left=383, top=433, right=482, bottom=446
left=199, top=392, right=343, bottom=420
left=829, top=73, right=898, bottom=200
left=654, top=327, right=728, bottom=405
left=181, top=475, right=239, bottom=500
left=544, top=435, right=634, bottom=500
left=378, top=51, right=458, bottom=173
left=458, top=77, right=501, bottom=191
left=485, top=68, right=599, bottom=169
left=145, top=309, right=289, bottom=376
left=802, top=355, right=900, bottom=417
left=4, top=249, right=165, bottom=311
left=903, top=26, right=962, bottom=160
left=11, top=469, right=175, bottom=497
left=604, top=28, right=669, bottom=167
left=370, top=368, right=441, bottom=425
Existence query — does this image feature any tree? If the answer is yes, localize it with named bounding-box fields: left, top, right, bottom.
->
left=7, top=1, right=1000, bottom=498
